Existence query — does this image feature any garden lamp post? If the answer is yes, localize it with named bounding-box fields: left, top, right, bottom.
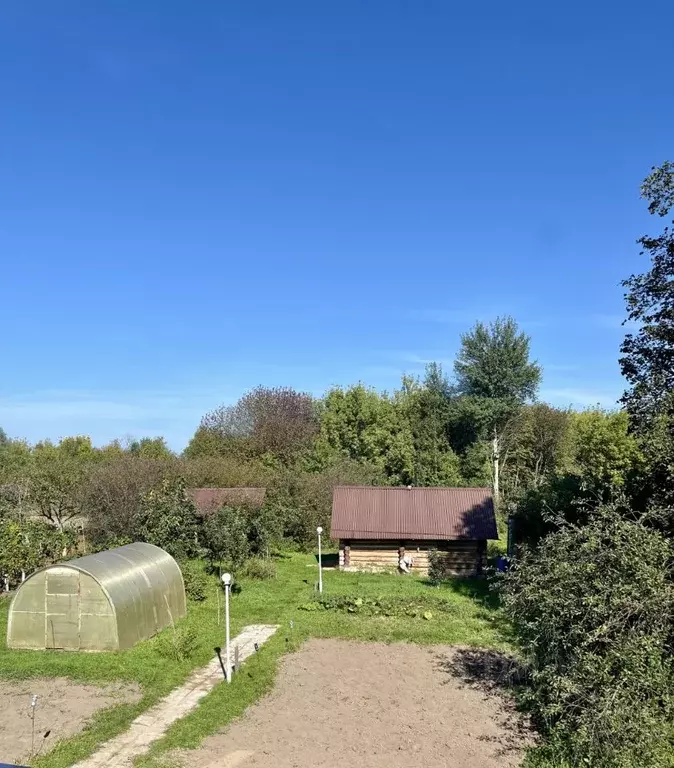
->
left=317, top=526, right=323, bottom=593
left=221, top=573, right=232, bottom=682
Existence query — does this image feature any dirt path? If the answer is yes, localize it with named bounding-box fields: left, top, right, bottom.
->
left=174, top=639, right=528, bottom=768
left=0, top=678, right=141, bottom=765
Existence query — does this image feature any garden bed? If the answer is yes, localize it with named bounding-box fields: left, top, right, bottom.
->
left=171, top=639, right=528, bottom=768
left=0, top=677, right=141, bottom=765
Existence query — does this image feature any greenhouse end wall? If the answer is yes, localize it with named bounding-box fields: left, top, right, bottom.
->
left=7, top=542, right=186, bottom=652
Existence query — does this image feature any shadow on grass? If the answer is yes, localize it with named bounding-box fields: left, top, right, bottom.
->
left=423, top=576, right=516, bottom=643
left=423, top=575, right=500, bottom=609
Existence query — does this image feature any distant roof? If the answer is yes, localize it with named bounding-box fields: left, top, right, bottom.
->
left=330, top=486, right=497, bottom=541
left=187, top=487, right=266, bottom=513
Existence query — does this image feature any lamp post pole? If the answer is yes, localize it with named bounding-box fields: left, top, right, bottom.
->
left=317, top=526, right=323, bottom=594
left=221, top=573, right=232, bottom=682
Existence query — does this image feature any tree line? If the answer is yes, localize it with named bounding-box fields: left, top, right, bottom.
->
left=0, top=316, right=641, bottom=582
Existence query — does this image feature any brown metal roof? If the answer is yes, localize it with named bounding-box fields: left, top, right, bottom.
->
left=330, top=486, right=497, bottom=541
left=187, top=487, right=266, bottom=515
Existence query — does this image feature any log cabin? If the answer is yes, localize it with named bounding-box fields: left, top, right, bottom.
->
left=330, top=486, right=497, bottom=576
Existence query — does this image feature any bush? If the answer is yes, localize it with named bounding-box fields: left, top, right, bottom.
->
left=179, top=560, right=209, bottom=601
left=241, top=557, right=276, bottom=580
left=428, top=549, right=454, bottom=582
left=156, top=623, right=199, bottom=661
left=501, top=504, right=674, bottom=768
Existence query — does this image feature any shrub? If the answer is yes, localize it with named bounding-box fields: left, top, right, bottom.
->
left=179, top=560, right=209, bottom=601
left=156, top=623, right=199, bottom=661
left=241, top=557, right=276, bottom=580
left=501, top=504, right=674, bottom=768
left=428, top=549, right=455, bottom=582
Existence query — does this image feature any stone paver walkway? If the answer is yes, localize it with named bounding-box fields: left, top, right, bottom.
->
left=71, top=624, right=279, bottom=768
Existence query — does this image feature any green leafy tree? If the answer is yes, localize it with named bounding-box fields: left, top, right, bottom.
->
left=0, top=439, right=32, bottom=520
left=454, top=316, right=541, bottom=502
left=0, top=519, right=73, bottom=588
left=502, top=504, right=674, bottom=767
left=569, top=409, right=642, bottom=490
left=500, top=404, right=571, bottom=498
left=201, top=505, right=250, bottom=569
left=128, top=437, right=173, bottom=460
left=620, top=161, right=674, bottom=521
left=396, top=366, right=462, bottom=486
left=138, top=477, right=199, bottom=559
left=30, top=442, right=87, bottom=530
left=315, top=384, right=415, bottom=484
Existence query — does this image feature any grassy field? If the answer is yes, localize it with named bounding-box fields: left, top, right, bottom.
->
left=0, top=554, right=511, bottom=768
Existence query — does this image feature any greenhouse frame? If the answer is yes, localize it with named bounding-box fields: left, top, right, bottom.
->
left=7, top=542, right=186, bottom=652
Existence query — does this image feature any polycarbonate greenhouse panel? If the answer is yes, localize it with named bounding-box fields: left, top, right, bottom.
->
left=6, top=542, right=186, bottom=651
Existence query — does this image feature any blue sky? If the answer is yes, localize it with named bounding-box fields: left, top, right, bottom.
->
left=1, top=1, right=672, bottom=450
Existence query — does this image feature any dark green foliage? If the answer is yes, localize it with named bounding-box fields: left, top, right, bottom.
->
left=620, top=160, right=674, bottom=424
left=201, top=505, right=250, bottom=568
left=179, top=560, right=210, bottom=601
left=502, top=505, right=674, bottom=767
left=137, top=477, right=199, bottom=560
left=241, top=557, right=277, bottom=580
left=400, top=366, right=463, bottom=486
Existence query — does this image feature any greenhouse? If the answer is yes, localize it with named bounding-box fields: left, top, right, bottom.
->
left=7, top=542, right=186, bottom=652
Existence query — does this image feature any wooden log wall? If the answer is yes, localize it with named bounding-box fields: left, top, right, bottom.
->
left=339, top=539, right=483, bottom=575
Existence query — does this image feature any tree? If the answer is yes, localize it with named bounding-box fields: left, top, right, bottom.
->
left=201, top=505, right=250, bottom=569
left=396, top=366, right=462, bottom=486
left=29, top=443, right=86, bottom=530
left=137, top=478, right=199, bottom=559
left=193, top=386, right=318, bottom=462
left=0, top=427, right=8, bottom=446
left=621, top=162, right=674, bottom=427
left=454, top=316, right=541, bottom=502
left=0, top=439, right=32, bottom=520
left=502, top=505, right=674, bottom=767
left=499, top=404, right=572, bottom=498
left=314, top=384, right=415, bottom=484
left=79, top=456, right=172, bottom=546
left=128, top=437, right=173, bottom=460
left=620, top=162, right=674, bottom=524
left=569, top=409, right=642, bottom=490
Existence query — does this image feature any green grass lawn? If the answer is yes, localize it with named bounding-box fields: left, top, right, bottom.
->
left=0, top=554, right=511, bottom=768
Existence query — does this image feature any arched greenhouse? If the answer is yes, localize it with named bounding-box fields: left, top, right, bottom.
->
left=7, top=542, right=186, bottom=651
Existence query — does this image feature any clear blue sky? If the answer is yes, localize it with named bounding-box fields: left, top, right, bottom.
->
left=1, top=1, right=672, bottom=450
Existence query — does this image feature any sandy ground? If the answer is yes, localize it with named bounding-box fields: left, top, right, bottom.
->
left=0, top=677, right=141, bottom=764
left=173, top=639, right=529, bottom=768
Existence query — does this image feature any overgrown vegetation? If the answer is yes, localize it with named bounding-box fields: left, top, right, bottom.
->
left=502, top=506, right=674, bottom=767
